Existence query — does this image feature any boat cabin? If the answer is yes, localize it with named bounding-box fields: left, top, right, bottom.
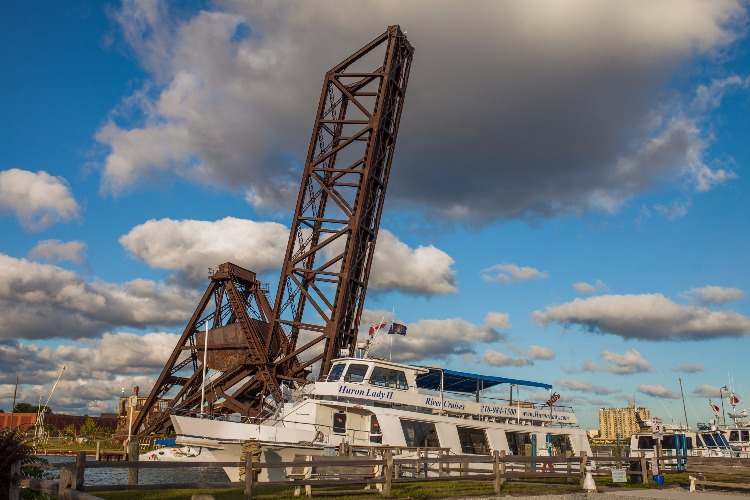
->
left=283, top=357, right=590, bottom=457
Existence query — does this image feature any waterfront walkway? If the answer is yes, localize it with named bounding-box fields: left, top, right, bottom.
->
left=605, top=488, right=749, bottom=499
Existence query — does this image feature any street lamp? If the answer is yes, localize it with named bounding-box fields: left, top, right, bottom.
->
left=719, top=386, right=728, bottom=425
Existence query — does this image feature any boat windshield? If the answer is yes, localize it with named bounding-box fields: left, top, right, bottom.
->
left=701, top=433, right=717, bottom=447
left=343, top=363, right=369, bottom=383
left=327, top=363, right=346, bottom=382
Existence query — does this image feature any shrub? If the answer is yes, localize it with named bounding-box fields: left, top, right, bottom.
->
left=0, top=428, right=33, bottom=473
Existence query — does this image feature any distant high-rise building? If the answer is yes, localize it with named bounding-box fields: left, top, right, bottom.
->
left=599, top=404, right=650, bottom=440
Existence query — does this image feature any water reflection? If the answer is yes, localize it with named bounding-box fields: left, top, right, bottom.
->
left=41, top=456, right=229, bottom=486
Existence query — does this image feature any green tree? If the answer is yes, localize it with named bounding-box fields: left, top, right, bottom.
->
left=13, top=402, right=51, bottom=414
left=63, top=424, right=77, bottom=439
left=80, top=417, right=98, bottom=436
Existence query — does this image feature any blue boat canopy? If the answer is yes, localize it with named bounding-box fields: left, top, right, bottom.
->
left=415, top=368, right=552, bottom=393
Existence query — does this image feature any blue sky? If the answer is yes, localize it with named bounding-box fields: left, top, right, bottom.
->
left=1, top=0, right=749, bottom=430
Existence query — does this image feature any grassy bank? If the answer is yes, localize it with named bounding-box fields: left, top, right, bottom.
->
left=96, top=476, right=658, bottom=500
left=94, top=474, right=692, bottom=500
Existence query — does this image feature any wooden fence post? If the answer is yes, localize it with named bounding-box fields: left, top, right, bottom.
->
left=8, top=460, right=21, bottom=500
left=59, top=465, right=74, bottom=500
left=127, top=441, right=139, bottom=485
left=75, top=451, right=86, bottom=491
left=383, top=450, right=393, bottom=498
left=95, top=441, right=101, bottom=461
left=579, top=451, right=587, bottom=488
left=243, top=452, right=253, bottom=500
left=492, top=450, right=501, bottom=493
left=640, top=455, right=648, bottom=484
left=499, top=450, right=506, bottom=486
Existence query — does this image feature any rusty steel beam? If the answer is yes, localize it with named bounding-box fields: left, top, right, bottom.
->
left=133, top=263, right=279, bottom=435
left=268, top=25, right=413, bottom=383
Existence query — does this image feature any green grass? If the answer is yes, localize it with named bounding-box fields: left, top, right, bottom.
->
left=92, top=473, right=695, bottom=499
left=94, top=480, right=587, bottom=500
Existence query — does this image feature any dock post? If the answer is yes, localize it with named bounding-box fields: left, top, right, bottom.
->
left=127, top=441, right=139, bottom=485
left=640, top=455, right=648, bottom=484
left=95, top=441, right=101, bottom=461
left=243, top=452, right=253, bottom=500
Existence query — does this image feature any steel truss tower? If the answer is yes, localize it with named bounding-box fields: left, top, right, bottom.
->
left=134, top=26, right=413, bottom=435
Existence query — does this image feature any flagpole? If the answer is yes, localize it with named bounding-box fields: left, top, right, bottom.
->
left=390, top=307, right=395, bottom=361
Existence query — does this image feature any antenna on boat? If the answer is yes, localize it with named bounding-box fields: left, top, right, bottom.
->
left=659, top=399, right=676, bottom=424
left=679, top=377, right=689, bottom=430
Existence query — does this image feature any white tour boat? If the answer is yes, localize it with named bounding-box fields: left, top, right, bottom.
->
left=629, top=421, right=736, bottom=469
left=146, top=356, right=592, bottom=481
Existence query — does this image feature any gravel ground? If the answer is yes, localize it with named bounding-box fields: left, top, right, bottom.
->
left=454, top=490, right=750, bottom=499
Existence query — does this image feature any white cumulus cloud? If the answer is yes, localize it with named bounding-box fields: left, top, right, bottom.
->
left=482, top=349, right=532, bottom=367
left=681, top=285, right=746, bottom=306
left=28, top=240, right=87, bottom=264
left=0, top=254, right=198, bottom=340
left=481, top=263, right=549, bottom=284
left=582, top=349, right=653, bottom=375
left=0, top=169, right=80, bottom=231
left=97, top=0, right=746, bottom=223
left=360, top=310, right=505, bottom=363
left=369, top=230, right=457, bottom=295
left=119, top=216, right=289, bottom=281
left=532, top=294, right=750, bottom=340
left=637, top=384, right=680, bottom=399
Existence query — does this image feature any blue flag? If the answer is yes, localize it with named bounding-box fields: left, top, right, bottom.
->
left=388, top=322, right=407, bottom=335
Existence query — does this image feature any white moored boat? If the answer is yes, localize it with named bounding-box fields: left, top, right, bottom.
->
left=152, top=355, right=591, bottom=481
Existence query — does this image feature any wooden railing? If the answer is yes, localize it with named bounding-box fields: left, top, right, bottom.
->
left=6, top=450, right=591, bottom=499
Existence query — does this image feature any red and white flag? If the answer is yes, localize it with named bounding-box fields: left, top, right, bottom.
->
left=731, top=393, right=740, bottom=405
left=546, top=392, right=560, bottom=406
left=368, top=323, right=387, bottom=336
left=709, top=399, right=720, bottom=413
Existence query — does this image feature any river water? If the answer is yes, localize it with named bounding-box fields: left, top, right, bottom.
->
left=41, top=455, right=230, bottom=487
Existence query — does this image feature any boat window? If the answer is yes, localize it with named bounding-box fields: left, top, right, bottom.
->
left=344, top=364, right=369, bottom=383
left=661, top=435, right=675, bottom=449
left=370, top=367, right=408, bottom=390
left=716, top=434, right=729, bottom=447
left=333, top=412, right=347, bottom=434
left=702, top=433, right=717, bottom=447
left=370, top=415, right=382, bottom=444
left=401, top=420, right=440, bottom=447
left=327, top=363, right=346, bottom=382
left=686, top=437, right=693, bottom=450
left=742, top=431, right=750, bottom=441
left=730, top=431, right=740, bottom=441
left=505, top=432, right=532, bottom=456
left=457, top=427, right=489, bottom=454
left=637, top=436, right=655, bottom=450
left=550, top=434, right=572, bottom=455
left=696, top=434, right=705, bottom=447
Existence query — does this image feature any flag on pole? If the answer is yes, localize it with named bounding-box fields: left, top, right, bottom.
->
left=709, top=399, right=720, bottom=413
left=546, top=392, right=560, bottom=406
left=731, top=393, right=740, bottom=405
left=387, top=323, right=407, bottom=335
left=368, top=322, right=387, bottom=336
